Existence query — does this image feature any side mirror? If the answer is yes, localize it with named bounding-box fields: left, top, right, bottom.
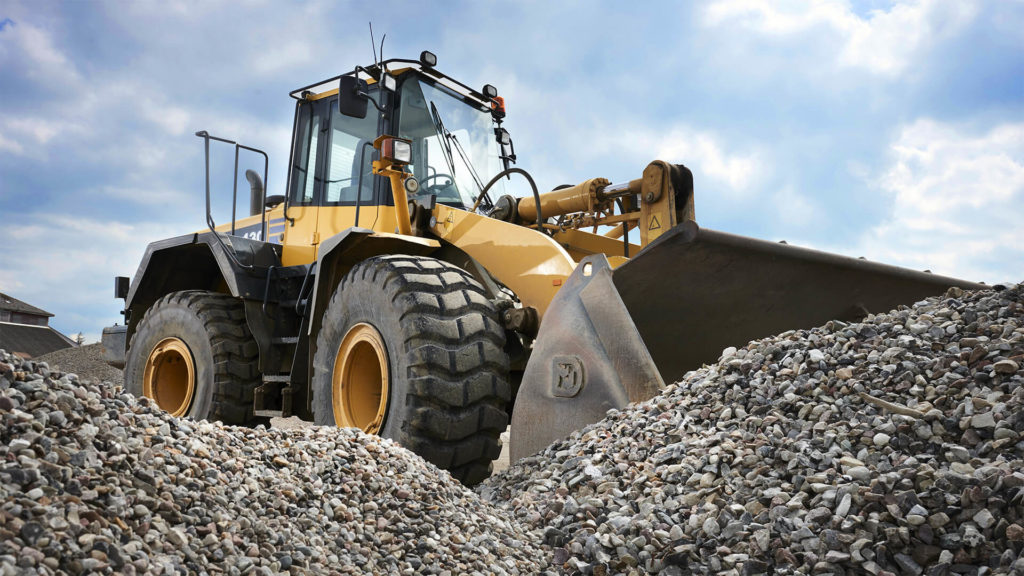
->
left=338, top=76, right=369, bottom=119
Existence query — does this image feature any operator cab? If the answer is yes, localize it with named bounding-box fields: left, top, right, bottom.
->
left=285, top=52, right=515, bottom=217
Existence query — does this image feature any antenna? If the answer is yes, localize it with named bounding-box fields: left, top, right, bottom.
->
left=379, top=34, right=386, bottom=68
left=369, top=23, right=378, bottom=68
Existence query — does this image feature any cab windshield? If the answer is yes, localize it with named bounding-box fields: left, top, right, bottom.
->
left=398, top=76, right=506, bottom=208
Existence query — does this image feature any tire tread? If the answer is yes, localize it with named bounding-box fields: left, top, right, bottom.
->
left=313, top=255, right=510, bottom=485
left=128, top=290, right=262, bottom=426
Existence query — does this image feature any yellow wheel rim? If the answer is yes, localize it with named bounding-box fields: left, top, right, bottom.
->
left=143, top=337, right=195, bottom=417
left=332, top=323, right=389, bottom=433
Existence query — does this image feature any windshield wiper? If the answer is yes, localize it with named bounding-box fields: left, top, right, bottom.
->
left=429, top=101, right=492, bottom=209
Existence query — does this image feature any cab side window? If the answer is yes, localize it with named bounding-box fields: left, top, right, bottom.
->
left=289, top=101, right=323, bottom=205
left=324, top=96, right=380, bottom=205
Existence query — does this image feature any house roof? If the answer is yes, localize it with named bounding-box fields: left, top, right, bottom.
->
left=0, top=321, right=75, bottom=359
left=0, top=292, right=53, bottom=318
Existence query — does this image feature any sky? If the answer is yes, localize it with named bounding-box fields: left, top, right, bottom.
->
left=1, top=0, right=1022, bottom=343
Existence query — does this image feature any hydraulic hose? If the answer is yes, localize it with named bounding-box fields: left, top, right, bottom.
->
left=470, top=167, right=544, bottom=233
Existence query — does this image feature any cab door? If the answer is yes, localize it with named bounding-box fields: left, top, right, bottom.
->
left=281, top=98, right=329, bottom=266
left=317, top=94, right=384, bottom=238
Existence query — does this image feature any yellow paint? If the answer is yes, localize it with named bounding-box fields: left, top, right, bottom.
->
left=143, top=337, right=195, bottom=417
left=285, top=204, right=401, bottom=266
left=209, top=206, right=284, bottom=238
left=551, top=228, right=642, bottom=263
left=517, top=178, right=609, bottom=221
left=206, top=200, right=433, bottom=269
left=332, top=322, right=389, bottom=434
left=305, top=68, right=413, bottom=100
left=316, top=205, right=381, bottom=236
left=639, top=161, right=677, bottom=246
left=430, top=204, right=576, bottom=318
left=282, top=205, right=319, bottom=266
left=308, top=88, right=340, bottom=101
left=606, top=256, right=630, bottom=268
left=371, top=136, right=415, bottom=236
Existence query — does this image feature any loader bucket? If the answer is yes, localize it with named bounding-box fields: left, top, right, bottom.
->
left=510, top=220, right=985, bottom=461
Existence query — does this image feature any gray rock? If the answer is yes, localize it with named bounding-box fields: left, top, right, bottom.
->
left=480, top=282, right=1024, bottom=574
left=973, top=509, right=996, bottom=529
left=0, top=348, right=547, bottom=575
left=971, top=412, right=996, bottom=428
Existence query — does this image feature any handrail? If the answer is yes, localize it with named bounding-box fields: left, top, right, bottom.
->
left=194, top=130, right=271, bottom=274
left=354, top=140, right=375, bottom=228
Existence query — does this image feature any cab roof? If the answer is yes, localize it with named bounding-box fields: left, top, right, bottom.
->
left=289, top=57, right=496, bottom=111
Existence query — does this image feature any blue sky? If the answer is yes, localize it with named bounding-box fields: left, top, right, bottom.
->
left=1, top=0, right=1022, bottom=342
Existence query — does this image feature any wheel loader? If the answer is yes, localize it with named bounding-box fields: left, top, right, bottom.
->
left=102, top=52, right=983, bottom=485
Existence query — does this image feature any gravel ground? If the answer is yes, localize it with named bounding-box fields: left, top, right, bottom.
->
left=35, top=343, right=123, bottom=387
left=3, top=282, right=1023, bottom=575
left=481, top=284, right=1024, bottom=575
left=0, top=354, right=547, bottom=575
left=34, top=344, right=517, bottom=474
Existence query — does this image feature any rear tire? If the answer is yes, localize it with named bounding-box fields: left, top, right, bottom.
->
left=124, top=290, right=263, bottom=425
left=312, top=255, right=510, bottom=485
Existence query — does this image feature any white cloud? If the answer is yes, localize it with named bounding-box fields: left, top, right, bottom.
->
left=4, top=117, right=62, bottom=144
left=0, top=213, right=190, bottom=341
left=0, top=19, right=81, bottom=83
left=703, top=0, right=977, bottom=76
left=565, top=125, right=763, bottom=196
left=140, top=100, right=192, bottom=136
left=654, top=129, right=760, bottom=192
left=853, top=119, right=1024, bottom=282
left=0, top=116, right=78, bottom=157
left=250, top=41, right=313, bottom=75
left=97, top=185, right=192, bottom=205
left=772, top=186, right=821, bottom=226
left=484, top=63, right=763, bottom=199
left=0, top=132, right=24, bottom=154
left=18, top=24, right=68, bottom=67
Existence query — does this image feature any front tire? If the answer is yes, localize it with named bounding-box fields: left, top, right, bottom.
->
left=124, top=290, right=262, bottom=425
left=312, top=255, right=511, bottom=485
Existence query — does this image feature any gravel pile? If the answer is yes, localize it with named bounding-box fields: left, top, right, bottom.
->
left=0, top=353, right=547, bottom=575
left=482, top=284, right=1024, bottom=575
left=36, top=343, right=124, bottom=387
left=3, top=281, right=1022, bottom=576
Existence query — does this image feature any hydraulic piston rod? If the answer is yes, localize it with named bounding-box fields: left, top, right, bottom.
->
left=516, top=178, right=644, bottom=221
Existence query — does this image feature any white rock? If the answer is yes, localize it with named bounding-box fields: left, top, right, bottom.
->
left=836, top=493, right=852, bottom=517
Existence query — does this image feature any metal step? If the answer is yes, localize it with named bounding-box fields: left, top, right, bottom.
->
left=254, top=381, right=294, bottom=418
left=272, top=336, right=299, bottom=345
left=262, top=375, right=291, bottom=383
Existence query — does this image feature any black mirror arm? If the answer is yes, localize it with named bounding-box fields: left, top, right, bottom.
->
left=359, top=91, right=386, bottom=113
left=348, top=65, right=388, bottom=115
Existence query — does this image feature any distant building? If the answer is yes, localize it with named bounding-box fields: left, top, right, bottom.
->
left=0, top=292, right=76, bottom=359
